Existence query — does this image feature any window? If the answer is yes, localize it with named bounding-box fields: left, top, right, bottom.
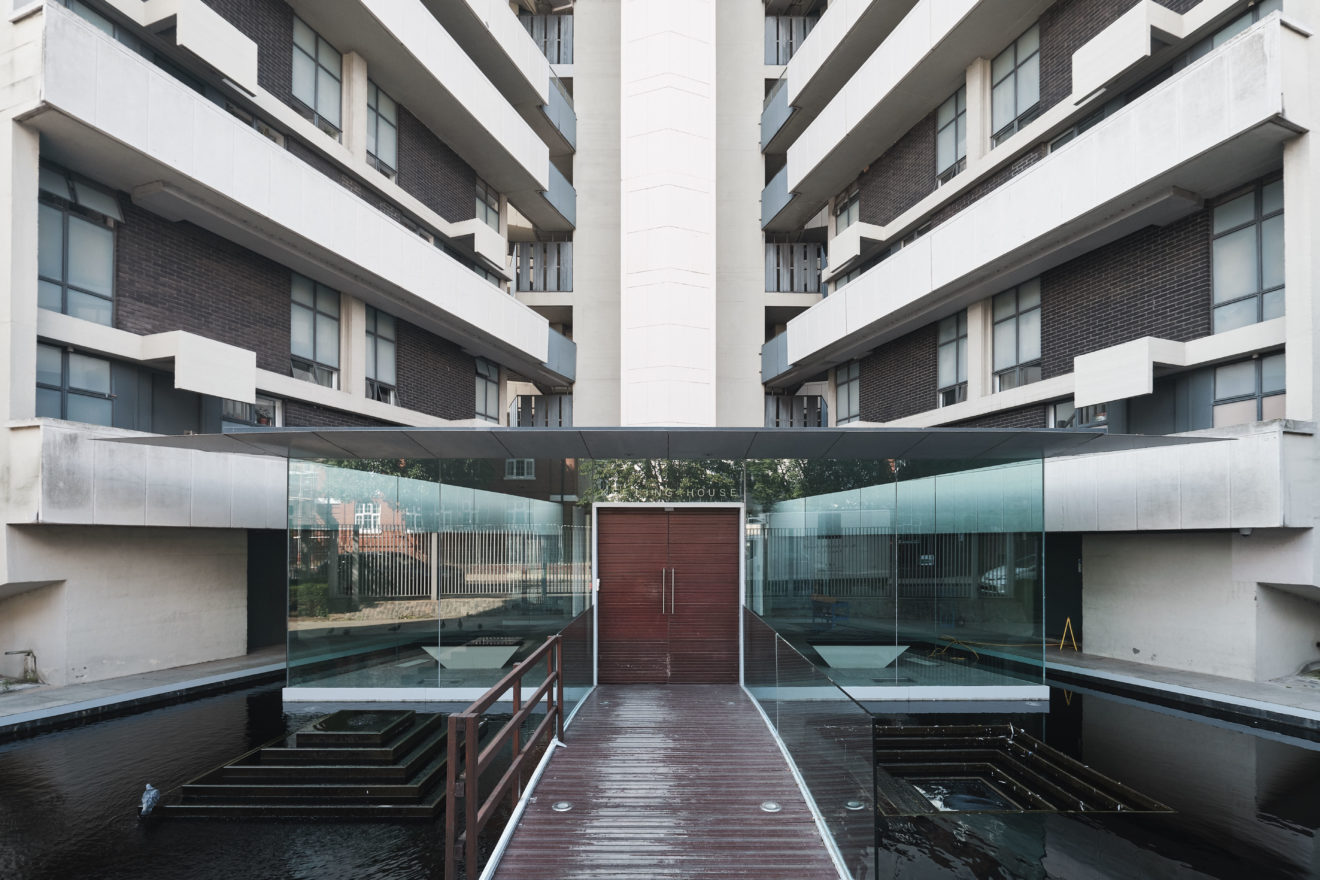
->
left=224, top=102, right=284, bottom=146
left=991, top=24, right=1040, bottom=146
left=936, top=86, right=967, bottom=184
left=832, top=265, right=862, bottom=295
left=992, top=279, right=1042, bottom=391
left=291, top=16, right=342, bottom=136
left=290, top=274, right=340, bottom=388
left=364, top=306, right=398, bottom=404
left=765, top=239, right=825, bottom=293
left=476, top=178, right=500, bottom=232
left=1214, top=353, right=1285, bottom=426
left=1051, top=400, right=1108, bottom=430
left=354, top=501, right=382, bottom=534
left=35, top=343, right=114, bottom=426
left=937, top=311, right=968, bottom=406
left=835, top=361, right=860, bottom=425
left=505, top=459, right=536, bottom=480
left=475, top=357, right=499, bottom=423
left=38, top=166, right=121, bottom=327
left=221, top=395, right=282, bottom=431
left=522, top=13, right=574, bottom=64
left=1212, top=177, right=1284, bottom=334
left=764, top=15, right=815, bottom=64
left=834, top=183, right=859, bottom=233
left=366, top=81, right=398, bottom=176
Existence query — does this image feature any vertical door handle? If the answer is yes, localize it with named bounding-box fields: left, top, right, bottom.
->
left=660, top=568, right=667, bottom=613
left=671, top=568, right=676, bottom=614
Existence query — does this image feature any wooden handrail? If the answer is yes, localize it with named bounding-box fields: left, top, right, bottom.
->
left=444, top=634, right=563, bottom=880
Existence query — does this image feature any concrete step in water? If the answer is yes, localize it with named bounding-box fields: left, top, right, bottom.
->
left=293, top=709, right=414, bottom=747
left=159, top=710, right=474, bottom=819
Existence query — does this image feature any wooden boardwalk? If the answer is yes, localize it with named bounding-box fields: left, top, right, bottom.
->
left=491, top=685, right=842, bottom=879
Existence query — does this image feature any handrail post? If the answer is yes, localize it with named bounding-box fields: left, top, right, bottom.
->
left=465, top=714, right=479, bottom=874
left=512, top=672, right=522, bottom=802
left=554, top=636, right=564, bottom=742
left=444, top=713, right=459, bottom=880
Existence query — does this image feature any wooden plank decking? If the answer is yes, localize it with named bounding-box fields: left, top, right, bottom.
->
left=491, top=685, right=842, bottom=879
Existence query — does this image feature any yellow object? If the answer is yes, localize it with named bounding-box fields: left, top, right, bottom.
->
left=1059, top=617, right=1079, bottom=652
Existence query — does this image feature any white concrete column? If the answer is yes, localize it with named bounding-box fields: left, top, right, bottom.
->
left=966, top=298, right=993, bottom=401
left=619, top=0, right=718, bottom=426
left=964, top=57, right=992, bottom=165
left=340, top=294, right=367, bottom=398
left=1, top=120, right=41, bottom=422
left=341, top=51, right=369, bottom=163
left=569, top=0, right=622, bottom=426
left=1281, top=0, right=1318, bottom=423
left=715, top=0, right=767, bottom=427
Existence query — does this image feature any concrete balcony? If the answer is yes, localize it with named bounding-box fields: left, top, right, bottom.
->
left=24, top=3, right=574, bottom=387
left=761, top=0, right=918, bottom=154
left=284, top=0, right=572, bottom=229
left=3, top=420, right=285, bottom=530
left=763, top=15, right=1302, bottom=386
left=1044, top=421, right=1313, bottom=533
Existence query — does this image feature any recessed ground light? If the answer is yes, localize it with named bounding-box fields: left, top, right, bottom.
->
left=551, top=801, right=573, bottom=812
left=844, top=800, right=866, bottom=811
left=760, top=801, right=782, bottom=813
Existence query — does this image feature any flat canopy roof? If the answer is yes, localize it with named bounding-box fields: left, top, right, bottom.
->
left=115, top=426, right=1218, bottom=462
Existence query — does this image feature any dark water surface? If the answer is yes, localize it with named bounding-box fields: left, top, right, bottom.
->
left=2, top=682, right=1319, bottom=879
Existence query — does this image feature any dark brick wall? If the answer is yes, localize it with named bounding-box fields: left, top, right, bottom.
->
left=284, top=400, right=389, bottom=428
left=857, top=324, right=938, bottom=423
left=115, top=202, right=290, bottom=374
left=952, top=405, right=1049, bottom=429
left=396, top=107, right=477, bottom=224
left=858, top=112, right=937, bottom=228
left=200, top=0, right=294, bottom=108
left=1040, top=210, right=1211, bottom=378
left=395, top=320, right=476, bottom=420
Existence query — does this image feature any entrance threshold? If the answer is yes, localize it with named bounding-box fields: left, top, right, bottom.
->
left=745, top=684, right=1049, bottom=702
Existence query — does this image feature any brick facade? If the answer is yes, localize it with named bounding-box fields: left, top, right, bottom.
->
left=396, top=107, right=478, bottom=224
left=1040, top=210, right=1211, bottom=378
left=115, top=202, right=291, bottom=374
left=857, top=323, right=938, bottom=423
left=857, top=112, right=936, bottom=228
left=931, top=145, right=1048, bottom=228
left=395, top=320, right=477, bottom=421
left=283, top=400, right=390, bottom=428
left=951, top=405, right=1049, bottom=429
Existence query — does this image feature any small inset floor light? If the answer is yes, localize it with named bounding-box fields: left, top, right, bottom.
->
left=760, top=801, right=782, bottom=813
left=844, top=800, right=866, bottom=811
left=551, top=801, right=573, bottom=812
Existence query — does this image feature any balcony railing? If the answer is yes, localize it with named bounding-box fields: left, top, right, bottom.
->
left=515, top=241, right=573, bottom=292
left=765, top=395, right=827, bottom=428
left=510, top=394, right=573, bottom=427
left=521, top=13, right=573, bottom=64
left=762, top=76, right=791, bottom=150
left=765, top=241, right=825, bottom=293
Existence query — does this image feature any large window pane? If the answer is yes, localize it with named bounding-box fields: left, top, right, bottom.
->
left=66, top=289, right=112, bottom=325
left=993, top=320, right=1016, bottom=371
left=291, top=273, right=315, bottom=306
left=1262, top=179, right=1283, bottom=215
left=1262, top=289, right=1285, bottom=320
left=67, top=394, right=112, bottom=426
left=38, top=204, right=63, bottom=280
left=1018, top=307, right=1041, bottom=363
left=1215, top=360, right=1255, bottom=399
left=1213, top=399, right=1256, bottom=428
left=1016, top=53, right=1039, bottom=111
left=36, top=345, right=62, bottom=386
left=35, top=387, right=61, bottom=419
left=1213, top=192, right=1254, bottom=233
left=1261, top=394, right=1286, bottom=420
left=1212, top=227, right=1258, bottom=303
left=293, top=16, right=316, bottom=54
left=1213, top=299, right=1257, bottom=333
left=38, top=280, right=62, bottom=312
left=292, top=50, right=315, bottom=106
left=315, top=314, right=340, bottom=367
left=66, top=216, right=114, bottom=296
left=291, top=307, right=314, bottom=359
left=68, top=352, right=110, bottom=393
left=317, top=68, right=341, bottom=126
left=378, top=339, right=396, bottom=386
left=991, top=80, right=1015, bottom=132
left=1261, top=353, right=1285, bottom=393
left=938, top=343, right=956, bottom=386
left=1261, top=214, right=1284, bottom=290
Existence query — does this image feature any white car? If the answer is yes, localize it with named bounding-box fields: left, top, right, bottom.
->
left=978, top=557, right=1038, bottom=594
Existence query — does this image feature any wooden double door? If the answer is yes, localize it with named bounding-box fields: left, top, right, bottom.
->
left=597, top=508, right=740, bottom=684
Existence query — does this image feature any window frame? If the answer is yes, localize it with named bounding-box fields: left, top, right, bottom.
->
left=992, top=279, right=1042, bottom=392
left=1211, top=175, right=1284, bottom=334
left=291, top=16, right=343, bottom=138
left=35, top=342, right=115, bottom=426
left=1050, top=400, right=1108, bottom=430
left=475, top=357, right=500, bottom=424
left=38, top=166, right=120, bottom=327
left=366, top=80, right=398, bottom=177
left=936, top=85, right=968, bottom=184
left=937, top=311, right=968, bottom=407
left=1213, top=352, right=1285, bottom=426
left=354, top=501, right=382, bottom=534
left=221, top=395, right=283, bottom=431
left=504, top=458, right=536, bottom=480
left=835, top=360, right=860, bottom=425
left=833, top=183, right=860, bottom=233
left=290, top=273, right=341, bottom=389
left=476, top=178, right=500, bottom=232
left=990, top=24, right=1041, bottom=146
left=365, top=305, right=398, bottom=405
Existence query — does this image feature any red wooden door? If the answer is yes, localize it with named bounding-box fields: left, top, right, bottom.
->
left=597, top=509, right=671, bottom=684
left=597, top=508, right=740, bottom=685
left=667, top=509, right=741, bottom=683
